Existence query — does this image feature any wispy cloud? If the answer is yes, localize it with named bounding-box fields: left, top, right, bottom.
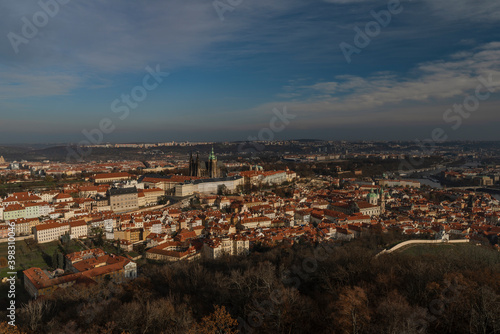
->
left=0, top=0, right=499, bottom=142
left=224, top=42, right=500, bottom=129
left=290, top=42, right=500, bottom=106
left=422, top=0, right=500, bottom=22
left=0, top=68, right=81, bottom=99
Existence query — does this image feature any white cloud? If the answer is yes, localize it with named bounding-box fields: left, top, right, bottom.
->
left=422, top=0, right=500, bottom=22
left=224, top=42, right=500, bottom=129
left=0, top=68, right=81, bottom=99
left=0, top=0, right=308, bottom=72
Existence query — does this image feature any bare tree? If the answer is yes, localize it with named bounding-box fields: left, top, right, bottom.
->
left=335, top=286, right=371, bottom=334
left=20, top=299, right=52, bottom=332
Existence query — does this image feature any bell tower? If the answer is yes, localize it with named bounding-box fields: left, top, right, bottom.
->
left=208, top=146, right=218, bottom=178
left=379, top=187, right=386, bottom=214
left=188, top=152, right=193, bottom=176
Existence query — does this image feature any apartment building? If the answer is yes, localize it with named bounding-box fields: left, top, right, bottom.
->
left=35, top=222, right=70, bottom=243
left=203, top=237, right=232, bottom=259
left=203, top=235, right=250, bottom=259
left=174, top=176, right=244, bottom=197
left=140, top=188, right=164, bottom=206
left=12, top=218, right=39, bottom=236
left=146, top=241, right=199, bottom=262
left=40, top=190, right=60, bottom=203
left=53, top=193, right=73, bottom=203
left=2, top=192, right=42, bottom=205
left=92, top=172, right=132, bottom=184
left=142, top=175, right=202, bottom=195
left=65, top=248, right=106, bottom=266
left=24, top=202, right=40, bottom=219
left=109, top=187, right=138, bottom=212
left=38, top=202, right=54, bottom=217
left=241, top=216, right=272, bottom=229
left=69, top=220, right=88, bottom=239
left=238, top=170, right=289, bottom=185
left=3, top=204, right=25, bottom=220
left=233, top=235, right=250, bottom=255
left=114, top=228, right=144, bottom=243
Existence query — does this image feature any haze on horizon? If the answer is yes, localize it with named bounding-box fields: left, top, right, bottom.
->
left=1, top=0, right=500, bottom=144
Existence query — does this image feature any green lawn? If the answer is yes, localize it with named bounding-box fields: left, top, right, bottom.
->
left=0, top=179, right=83, bottom=191
left=99, top=240, right=123, bottom=255
left=0, top=240, right=60, bottom=278
left=400, top=242, right=482, bottom=256
left=40, top=241, right=61, bottom=256
left=63, top=240, right=86, bottom=253
left=0, top=239, right=90, bottom=278
left=127, top=251, right=139, bottom=257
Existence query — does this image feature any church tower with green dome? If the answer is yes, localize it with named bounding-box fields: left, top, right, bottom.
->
left=379, top=187, right=386, bottom=214
left=188, top=147, right=221, bottom=178
left=367, top=189, right=378, bottom=205
left=208, top=146, right=219, bottom=178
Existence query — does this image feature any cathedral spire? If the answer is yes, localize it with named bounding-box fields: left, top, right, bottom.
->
left=209, top=146, right=216, bottom=160
left=189, top=152, right=193, bottom=176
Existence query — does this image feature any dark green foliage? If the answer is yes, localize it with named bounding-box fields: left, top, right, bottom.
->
left=51, top=250, right=58, bottom=269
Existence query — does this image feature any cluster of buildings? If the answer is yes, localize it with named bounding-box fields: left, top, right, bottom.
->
left=2, top=151, right=500, bottom=299
left=0, top=183, right=164, bottom=223
left=3, top=169, right=500, bottom=252
left=0, top=153, right=296, bottom=248
left=23, top=248, right=137, bottom=298
left=84, top=141, right=214, bottom=148
left=0, top=161, right=146, bottom=179
left=442, top=166, right=500, bottom=186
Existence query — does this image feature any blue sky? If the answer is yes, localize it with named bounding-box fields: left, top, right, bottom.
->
left=1, top=0, right=500, bottom=143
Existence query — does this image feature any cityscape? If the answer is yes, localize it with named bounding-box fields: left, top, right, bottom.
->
left=0, top=141, right=500, bottom=333
left=1, top=1, right=500, bottom=334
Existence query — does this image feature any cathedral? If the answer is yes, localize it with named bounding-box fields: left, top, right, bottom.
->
left=188, top=147, right=221, bottom=178
left=366, top=187, right=387, bottom=214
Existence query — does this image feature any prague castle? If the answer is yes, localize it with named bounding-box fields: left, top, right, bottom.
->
left=188, top=147, right=221, bottom=178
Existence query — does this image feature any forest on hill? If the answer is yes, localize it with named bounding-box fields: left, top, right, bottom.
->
left=4, top=235, right=500, bottom=334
